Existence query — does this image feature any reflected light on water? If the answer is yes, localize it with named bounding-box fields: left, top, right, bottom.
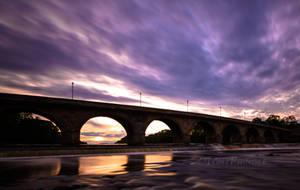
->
left=145, top=172, right=177, bottom=176
left=144, top=153, right=176, bottom=176
left=145, top=154, right=173, bottom=164
left=79, top=155, right=127, bottom=175
left=26, top=158, right=61, bottom=177
left=78, top=154, right=175, bottom=176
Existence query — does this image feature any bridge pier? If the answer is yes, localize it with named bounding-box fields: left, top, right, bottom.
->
left=273, top=132, right=280, bottom=143
left=126, top=114, right=149, bottom=146
left=173, top=133, right=190, bottom=144
left=51, top=112, right=84, bottom=145
left=212, top=122, right=223, bottom=144
left=127, top=131, right=145, bottom=146
left=61, top=129, right=81, bottom=144
left=257, top=129, right=265, bottom=143
left=239, top=127, right=247, bottom=144
left=174, top=120, right=193, bottom=144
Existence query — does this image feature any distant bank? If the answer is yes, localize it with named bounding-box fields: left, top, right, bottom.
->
left=1, top=144, right=300, bottom=158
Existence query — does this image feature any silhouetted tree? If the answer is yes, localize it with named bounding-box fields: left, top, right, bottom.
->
left=252, top=115, right=300, bottom=129
left=0, top=112, right=61, bottom=144
left=282, top=115, right=298, bottom=128
left=116, top=136, right=127, bottom=144
left=252, top=117, right=263, bottom=124
left=116, top=129, right=173, bottom=144
left=265, top=115, right=284, bottom=127
left=145, top=129, right=173, bottom=143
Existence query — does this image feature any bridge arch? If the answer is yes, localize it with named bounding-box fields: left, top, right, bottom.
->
left=80, top=116, right=127, bottom=144
left=222, top=125, right=241, bottom=144
left=144, top=118, right=184, bottom=144
left=0, top=109, right=61, bottom=144
left=278, top=131, right=290, bottom=143
left=189, top=121, right=216, bottom=143
left=246, top=127, right=259, bottom=143
left=0, top=108, right=62, bottom=130
left=79, top=114, right=132, bottom=145
left=264, top=129, right=275, bottom=143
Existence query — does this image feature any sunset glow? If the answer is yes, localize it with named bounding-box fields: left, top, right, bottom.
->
left=80, top=117, right=127, bottom=144
left=94, top=136, right=104, bottom=141
left=146, top=121, right=170, bottom=136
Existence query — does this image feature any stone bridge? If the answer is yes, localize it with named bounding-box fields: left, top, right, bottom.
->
left=0, top=93, right=292, bottom=145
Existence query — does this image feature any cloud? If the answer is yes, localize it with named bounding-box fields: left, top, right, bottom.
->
left=0, top=0, right=300, bottom=124
left=81, top=132, right=104, bottom=137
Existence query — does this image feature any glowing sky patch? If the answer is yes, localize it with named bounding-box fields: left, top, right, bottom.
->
left=80, top=117, right=126, bottom=144
left=95, top=136, right=104, bottom=141
left=146, top=121, right=170, bottom=136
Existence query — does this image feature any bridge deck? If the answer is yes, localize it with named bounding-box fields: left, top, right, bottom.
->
left=0, top=93, right=288, bottom=131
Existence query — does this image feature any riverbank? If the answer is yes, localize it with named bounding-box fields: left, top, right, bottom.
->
left=1, top=143, right=300, bottom=157
left=0, top=144, right=209, bottom=157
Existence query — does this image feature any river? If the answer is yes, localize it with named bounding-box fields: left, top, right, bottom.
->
left=1, top=148, right=300, bottom=190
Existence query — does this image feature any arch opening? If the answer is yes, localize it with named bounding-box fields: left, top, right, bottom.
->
left=278, top=131, right=290, bottom=143
left=80, top=117, right=127, bottom=145
left=190, top=122, right=216, bottom=143
left=264, top=130, right=275, bottom=143
left=246, top=127, right=259, bottom=143
left=222, top=125, right=241, bottom=144
left=145, top=120, right=181, bottom=144
left=0, top=112, right=61, bottom=144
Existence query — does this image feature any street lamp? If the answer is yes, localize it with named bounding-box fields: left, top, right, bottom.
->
left=71, top=82, right=74, bottom=100
left=187, top=100, right=189, bottom=112
left=139, top=92, right=142, bottom=106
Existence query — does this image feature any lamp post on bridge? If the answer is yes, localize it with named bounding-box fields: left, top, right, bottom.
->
left=139, top=92, right=142, bottom=107
left=187, top=100, right=189, bottom=112
left=71, top=82, right=74, bottom=100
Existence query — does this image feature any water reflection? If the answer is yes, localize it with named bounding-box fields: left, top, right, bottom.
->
left=172, top=152, right=193, bottom=162
left=0, top=158, right=61, bottom=186
left=124, top=154, right=145, bottom=172
left=79, top=155, right=127, bottom=175
left=59, top=157, right=79, bottom=175
left=2, top=150, right=300, bottom=190
left=0, top=152, right=176, bottom=186
left=145, top=153, right=172, bottom=164
left=144, top=153, right=176, bottom=176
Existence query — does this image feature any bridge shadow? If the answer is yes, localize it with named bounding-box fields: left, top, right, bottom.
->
left=59, top=157, right=79, bottom=175
left=123, top=154, right=145, bottom=172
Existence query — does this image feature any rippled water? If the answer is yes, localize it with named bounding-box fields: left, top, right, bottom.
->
left=1, top=149, right=300, bottom=190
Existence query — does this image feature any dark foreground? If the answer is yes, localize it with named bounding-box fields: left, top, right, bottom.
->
left=1, top=147, right=300, bottom=190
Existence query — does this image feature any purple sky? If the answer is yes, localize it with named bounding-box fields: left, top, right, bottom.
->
left=1, top=0, right=300, bottom=122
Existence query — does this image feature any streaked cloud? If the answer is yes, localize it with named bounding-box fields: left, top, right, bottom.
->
left=1, top=0, right=300, bottom=142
